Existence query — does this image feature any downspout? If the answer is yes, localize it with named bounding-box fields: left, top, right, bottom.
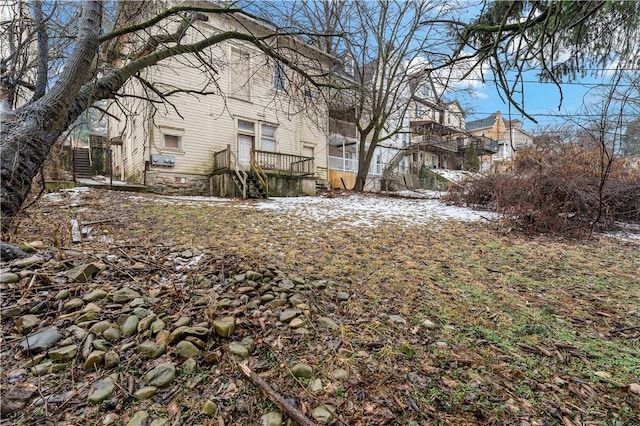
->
left=144, top=99, right=153, bottom=186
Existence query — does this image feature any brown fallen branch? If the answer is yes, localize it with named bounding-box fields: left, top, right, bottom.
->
left=611, top=324, right=640, bottom=333
left=238, top=361, right=317, bottom=426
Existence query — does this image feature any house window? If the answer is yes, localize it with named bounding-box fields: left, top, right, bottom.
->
left=163, top=134, right=181, bottom=150
left=273, top=61, right=287, bottom=92
left=231, top=48, right=250, bottom=101
left=261, top=124, right=276, bottom=152
left=416, top=103, right=423, bottom=118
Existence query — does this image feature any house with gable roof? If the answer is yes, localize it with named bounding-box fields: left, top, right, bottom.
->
left=466, top=111, right=534, bottom=172
left=106, top=3, right=337, bottom=197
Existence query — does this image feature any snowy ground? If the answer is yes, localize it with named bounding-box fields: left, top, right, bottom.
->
left=253, top=194, right=497, bottom=226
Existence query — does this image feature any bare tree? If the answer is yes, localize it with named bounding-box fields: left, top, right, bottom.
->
left=447, top=0, right=640, bottom=122
left=0, top=0, right=332, bottom=232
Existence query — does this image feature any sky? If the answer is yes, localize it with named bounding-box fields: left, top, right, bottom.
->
left=456, top=71, right=607, bottom=132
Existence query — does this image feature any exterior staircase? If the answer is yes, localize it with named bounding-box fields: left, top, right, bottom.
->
left=73, top=149, right=93, bottom=179
left=315, top=179, right=330, bottom=193
left=246, top=172, right=267, bottom=198
left=231, top=171, right=267, bottom=198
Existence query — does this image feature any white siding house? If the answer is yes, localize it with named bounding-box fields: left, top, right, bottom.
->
left=108, top=8, right=334, bottom=196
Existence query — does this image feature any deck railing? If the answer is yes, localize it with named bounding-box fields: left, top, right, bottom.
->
left=253, top=150, right=314, bottom=176
left=213, top=145, right=231, bottom=171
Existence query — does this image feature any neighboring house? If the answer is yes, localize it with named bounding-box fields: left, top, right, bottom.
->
left=107, top=7, right=335, bottom=197
left=466, top=111, right=534, bottom=172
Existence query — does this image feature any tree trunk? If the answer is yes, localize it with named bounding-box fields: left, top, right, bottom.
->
left=0, top=1, right=103, bottom=233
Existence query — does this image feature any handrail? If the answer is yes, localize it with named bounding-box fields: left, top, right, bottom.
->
left=250, top=150, right=269, bottom=197
left=229, top=150, right=247, bottom=198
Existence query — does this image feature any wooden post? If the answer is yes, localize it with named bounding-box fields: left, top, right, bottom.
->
left=226, top=144, right=231, bottom=169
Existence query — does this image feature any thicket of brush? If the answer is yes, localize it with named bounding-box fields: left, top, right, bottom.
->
left=445, top=144, right=640, bottom=235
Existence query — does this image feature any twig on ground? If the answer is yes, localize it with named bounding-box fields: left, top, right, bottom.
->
left=238, top=361, right=317, bottom=426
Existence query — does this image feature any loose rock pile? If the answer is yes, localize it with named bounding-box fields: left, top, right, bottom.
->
left=1, top=242, right=349, bottom=425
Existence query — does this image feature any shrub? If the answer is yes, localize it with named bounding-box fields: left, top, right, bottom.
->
left=444, top=144, right=640, bottom=235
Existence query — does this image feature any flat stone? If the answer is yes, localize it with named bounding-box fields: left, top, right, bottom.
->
left=131, top=262, right=146, bottom=270
left=168, top=326, right=189, bottom=344
left=1, top=306, right=22, bottom=317
left=134, top=386, right=157, bottom=400
left=67, top=325, right=88, bottom=340
left=83, top=350, right=105, bottom=370
left=309, top=378, right=323, bottom=393
left=0, top=272, right=20, bottom=283
left=55, top=289, right=70, bottom=300
left=111, top=287, right=142, bottom=303
left=137, top=314, right=157, bottom=333
left=174, top=316, right=192, bottom=327
left=144, top=362, right=176, bottom=388
left=185, top=336, right=207, bottom=349
left=104, top=351, right=120, bottom=369
left=175, top=341, right=200, bottom=359
left=0, top=385, right=36, bottom=416
left=288, top=294, right=304, bottom=306
left=92, top=339, right=110, bottom=351
left=389, top=315, right=406, bottom=324
left=279, top=279, right=295, bottom=290
left=84, top=289, right=108, bottom=302
left=202, top=400, right=218, bottom=416
left=121, top=315, right=139, bottom=336
left=318, top=317, right=339, bottom=330
left=136, top=341, right=166, bottom=359
left=49, top=345, right=78, bottom=362
left=150, top=318, right=165, bottom=334
left=291, top=363, right=313, bottom=378
left=289, top=318, right=305, bottom=328
left=311, top=405, right=334, bottom=422
left=103, top=327, right=121, bottom=342
left=20, top=327, right=62, bottom=353
left=337, top=292, right=350, bottom=301
left=261, top=411, right=282, bottom=426
left=126, top=410, right=149, bottom=426
left=15, top=314, right=40, bottom=334
left=90, top=320, right=113, bottom=335
left=331, top=368, right=349, bottom=380
left=87, top=377, right=115, bottom=404
left=265, top=298, right=288, bottom=309
left=228, top=342, right=249, bottom=359
left=65, top=263, right=100, bottom=283
left=246, top=270, right=263, bottom=281
left=63, top=298, right=84, bottom=311
left=279, top=309, right=301, bottom=323
left=421, top=319, right=437, bottom=329
left=213, top=316, right=235, bottom=337
left=12, top=255, right=42, bottom=268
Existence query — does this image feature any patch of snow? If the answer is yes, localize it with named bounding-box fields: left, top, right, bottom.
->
left=431, top=169, right=481, bottom=183
left=252, top=194, right=496, bottom=227
left=156, top=195, right=231, bottom=205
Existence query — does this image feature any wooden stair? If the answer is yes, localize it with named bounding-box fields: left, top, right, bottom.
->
left=73, top=149, right=93, bottom=179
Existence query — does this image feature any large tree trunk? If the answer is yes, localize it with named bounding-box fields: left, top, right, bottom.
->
left=0, top=1, right=103, bottom=233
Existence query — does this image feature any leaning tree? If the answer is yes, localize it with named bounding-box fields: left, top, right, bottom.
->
left=0, top=0, right=330, bottom=232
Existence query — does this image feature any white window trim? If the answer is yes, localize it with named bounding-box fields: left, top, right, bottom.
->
left=159, top=126, right=185, bottom=153
left=260, top=123, right=277, bottom=152
left=273, top=60, right=287, bottom=92
left=230, top=47, right=251, bottom=102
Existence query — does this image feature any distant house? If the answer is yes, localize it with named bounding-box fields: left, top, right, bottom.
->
left=325, top=60, right=494, bottom=191
left=107, top=8, right=336, bottom=197
left=466, top=111, right=534, bottom=172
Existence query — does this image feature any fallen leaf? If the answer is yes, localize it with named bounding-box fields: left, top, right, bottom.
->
left=629, top=383, right=640, bottom=395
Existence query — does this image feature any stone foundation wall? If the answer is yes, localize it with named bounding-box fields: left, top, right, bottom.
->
left=146, top=172, right=209, bottom=195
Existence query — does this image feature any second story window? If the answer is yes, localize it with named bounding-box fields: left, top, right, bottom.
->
left=273, top=61, right=287, bottom=92
left=231, top=48, right=250, bottom=101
